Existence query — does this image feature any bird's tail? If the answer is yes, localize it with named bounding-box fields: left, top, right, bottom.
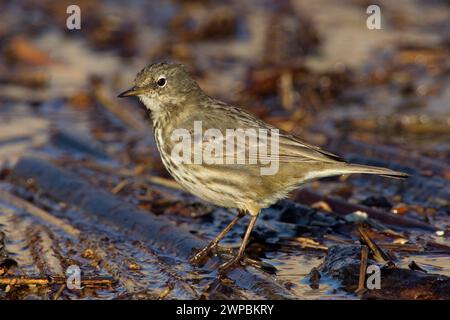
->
left=337, top=163, right=409, bottom=179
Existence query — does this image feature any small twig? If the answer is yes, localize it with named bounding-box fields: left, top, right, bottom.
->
left=355, top=245, right=369, bottom=295
left=111, top=179, right=130, bottom=194
left=279, top=70, right=295, bottom=111
left=323, top=234, right=354, bottom=244
left=53, top=283, right=66, bottom=300
left=358, top=225, right=395, bottom=267
left=292, top=237, right=328, bottom=251
left=0, top=189, right=80, bottom=237
left=145, top=176, right=183, bottom=190
left=157, top=281, right=175, bottom=300
left=378, top=243, right=424, bottom=252
left=0, top=275, right=115, bottom=288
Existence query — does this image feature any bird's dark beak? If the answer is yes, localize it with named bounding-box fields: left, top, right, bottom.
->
left=118, top=86, right=147, bottom=98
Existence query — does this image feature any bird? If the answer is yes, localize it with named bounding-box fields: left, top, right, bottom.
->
left=118, top=62, right=408, bottom=273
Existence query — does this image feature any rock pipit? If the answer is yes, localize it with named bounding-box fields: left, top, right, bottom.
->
left=119, top=62, right=408, bottom=273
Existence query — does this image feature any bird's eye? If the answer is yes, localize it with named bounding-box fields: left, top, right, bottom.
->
left=157, top=77, right=166, bottom=87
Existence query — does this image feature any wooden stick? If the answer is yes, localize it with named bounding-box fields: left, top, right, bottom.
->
left=292, top=237, right=328, bottom=251
left=53, top=284, right=66, bottom=300
left=378, top=243, right=424, bottom=252
left=146, top=176, right=183, bottom=190
left=355, top=245, right=369, bottom=295
left=358, top=225, right=395, bottom=267
left=0, top=276, right=114, bottom=287
left=111, top=179, right=131, bottom=194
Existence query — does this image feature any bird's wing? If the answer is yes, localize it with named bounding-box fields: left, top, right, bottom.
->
left=276, top=129, right=346, bottom=163
left=190, top=130, right=344, bottom=164
left=180, top=103, right=345, bottom=164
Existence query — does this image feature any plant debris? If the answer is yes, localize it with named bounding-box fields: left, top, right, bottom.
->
left=0, top=0, right=448, bottom=300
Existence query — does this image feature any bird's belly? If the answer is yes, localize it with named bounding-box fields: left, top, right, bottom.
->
left=169, top=162, right=255, bottom=209
left=161, top=153, right=293, bottom=209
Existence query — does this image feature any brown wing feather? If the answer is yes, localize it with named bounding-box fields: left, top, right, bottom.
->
left=179, top=101, right=346, bottom=164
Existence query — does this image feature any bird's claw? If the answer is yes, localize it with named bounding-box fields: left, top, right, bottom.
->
left=189, top=247, right=213, bottom=266
left=218, top=257, right=244, bottom=275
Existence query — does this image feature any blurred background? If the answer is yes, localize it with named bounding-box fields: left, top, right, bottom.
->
left=0, top=0, right=448, bottom=299
left=0, top=0, right=449, bottom=165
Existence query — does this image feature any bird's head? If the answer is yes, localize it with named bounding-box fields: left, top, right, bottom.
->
left=118, top=62, right=203, bottom=113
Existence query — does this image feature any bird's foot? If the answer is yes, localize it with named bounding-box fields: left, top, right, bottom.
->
left=189, top=245, right=215, bottom=266
left=190, top=245, right=237, bottom=266
left=218, top=256, right=244, bottom=275
left=215, top=246, right=235, bottom=257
